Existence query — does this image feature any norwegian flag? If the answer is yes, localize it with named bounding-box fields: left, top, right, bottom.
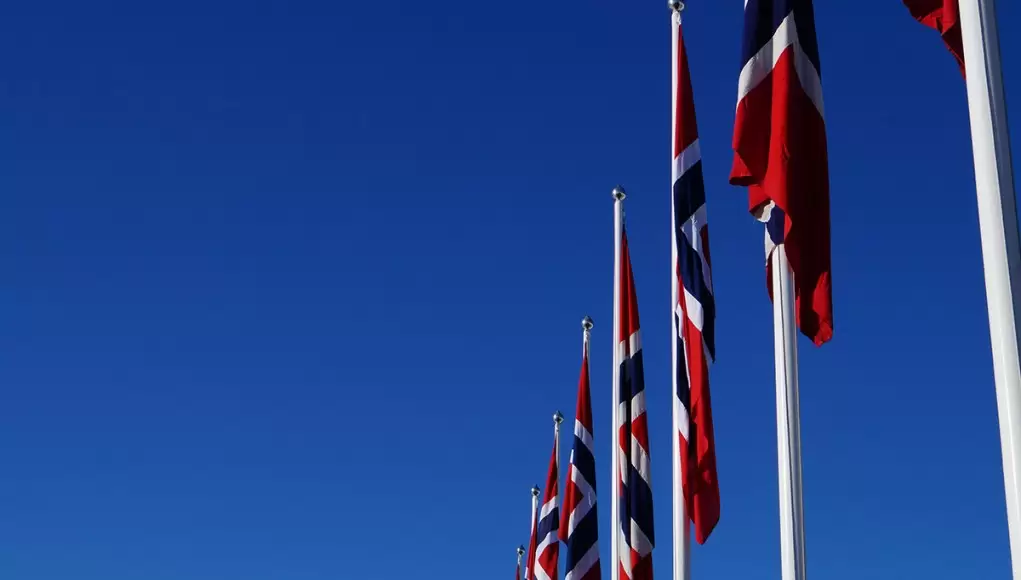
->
left=535, top=423, right=561, bottom=580
left=904, top=0, right=965, bottom=76
left=671, top=12, right=720, bottom=546
left=526, top=487, right=540, bottom=580
left=560, top=318, right=601, bottom=580
left=616, top=227, right=654, bottom=580
left=730, top=0, right=834, bottom=346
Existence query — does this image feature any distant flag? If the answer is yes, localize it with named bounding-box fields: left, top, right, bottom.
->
left=518, top=545, right=526, bottom=580
left=730, top=0, right=834, bottom=346
left=613, top=187, right=655, bottom=580
left=526, top=486, right=541, bottom=580
left=670, top=4, right=720, bottom=547
left=904, top=0, right=965, bottom=75
left=560, top=317, right=602, bottom=580
left=535, top=413, right=563, bottom=580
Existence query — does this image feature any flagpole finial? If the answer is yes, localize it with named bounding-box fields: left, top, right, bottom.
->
left=582, top=316, right=594, bottom=331
left=612, top=185, right=626, bottom=201
left=553, top=410, right=564, bottom=425
left=531, top=485, right=541, bottom=498
left=669, top=0, right=684, bottom=12
left=517, top=545, right=526, bottom=557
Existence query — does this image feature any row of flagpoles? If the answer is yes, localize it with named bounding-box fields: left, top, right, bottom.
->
left=514, top=0, right=1021, bottom=579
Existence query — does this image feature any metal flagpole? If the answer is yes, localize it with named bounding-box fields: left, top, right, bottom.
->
left=771, top=247, right=807, bottom=580
left=611, top=185, right=626, bottom=580
left=554, top=410, right=564, bottom=468
left=530, top=485, right=541, bottom=580
left=669, top=4, right=690, bottom=580
left=958, top=1, right=1021, bottom=577
left=518, top=545, right=526, bottom=570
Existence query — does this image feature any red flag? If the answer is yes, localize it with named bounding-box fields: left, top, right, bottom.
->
left=535, top=429, right=561, bottom=580
left=672, top=14, right=720, bottom=544
left=730, top=0, right=834, bottom=346
left=904, top=0, right=965, bottom=76
left=526, top=488, right=540, bottom=580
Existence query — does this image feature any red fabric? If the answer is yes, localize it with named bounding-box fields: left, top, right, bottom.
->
left=536, top=437, right=560, bottom=580
left=618, top=233, right=641, bottom=346
left=905, top=0, right=965, bottom=76
left=731, top=48, right=834, bottom=346
left=525, top=500, right=539, bottom=580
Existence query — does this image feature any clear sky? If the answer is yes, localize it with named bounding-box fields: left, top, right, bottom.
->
left=1, top=1, right=1020, bottom=579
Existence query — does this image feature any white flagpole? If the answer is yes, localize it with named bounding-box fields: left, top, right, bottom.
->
left=669, top=4, right=691, bottom=580
left=554, top=410, right=564, bottom=470
left=771, top=247, right=807, bottom=580
left=518, top=545, right=526, bottom=571
left=530, top=485, right=541, bottom=579
left=611, top=185, right=626, bottom=580
left=958, top=1, right=1021, bottom=577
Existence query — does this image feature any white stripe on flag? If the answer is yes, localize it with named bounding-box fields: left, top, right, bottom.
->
left=736, top=11, right=824, bottom=116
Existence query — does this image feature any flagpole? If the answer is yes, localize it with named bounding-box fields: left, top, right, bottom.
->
left=530, top=484, right=541, bottom=580
left=669, top=4, right=691, bottom=580
left=518, top=545, right=526, bottom=580
left=554, top=410, right=564, bottom=467
left=957, top=2, right=1021, bottom=577
left=611, top=185, right=626, bottom=580
left=770, top=246, right=807, bottom=580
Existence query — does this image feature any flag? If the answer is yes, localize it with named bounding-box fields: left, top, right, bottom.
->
left=616, top=229, right=654, bottom=580
left=560, top=320, right=601, bottom=580
left=904, top=0, right=965, bottom=75
left=535, top=429, right=561, bottom=580
left=526, top=488, right=540, bottom=580
left=671, top=12, right=720, bottom=546
left=730, top=0, right=833, bottom=346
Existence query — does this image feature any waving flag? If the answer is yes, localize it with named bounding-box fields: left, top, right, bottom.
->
left=526, top=486, right=541, bottom=580
left=560, top=318, right=601, bottom=580
left=904, top=0, right=965, bottom=75
left=730, top=0, right=833, bottom=346
left=671, top=11, right=720, bottom=546
left=535, top=418, right=562, bottom=580
left=616, top=226, right=655, bottom=580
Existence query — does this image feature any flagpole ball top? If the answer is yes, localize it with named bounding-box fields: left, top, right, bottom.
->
left=669, top=0, right=685, bottom=12
left=531, top=485, right=541, bottom=497
left=611, top=185, right=626, bottom=201
left=553, top=410, right=564, bottom=425
left=517, top=545, right=526, bottom=557
left=582, top=316, right=594, bottom=331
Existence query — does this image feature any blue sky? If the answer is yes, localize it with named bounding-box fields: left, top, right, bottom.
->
left=1, top=1, right=1019, bottom=579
